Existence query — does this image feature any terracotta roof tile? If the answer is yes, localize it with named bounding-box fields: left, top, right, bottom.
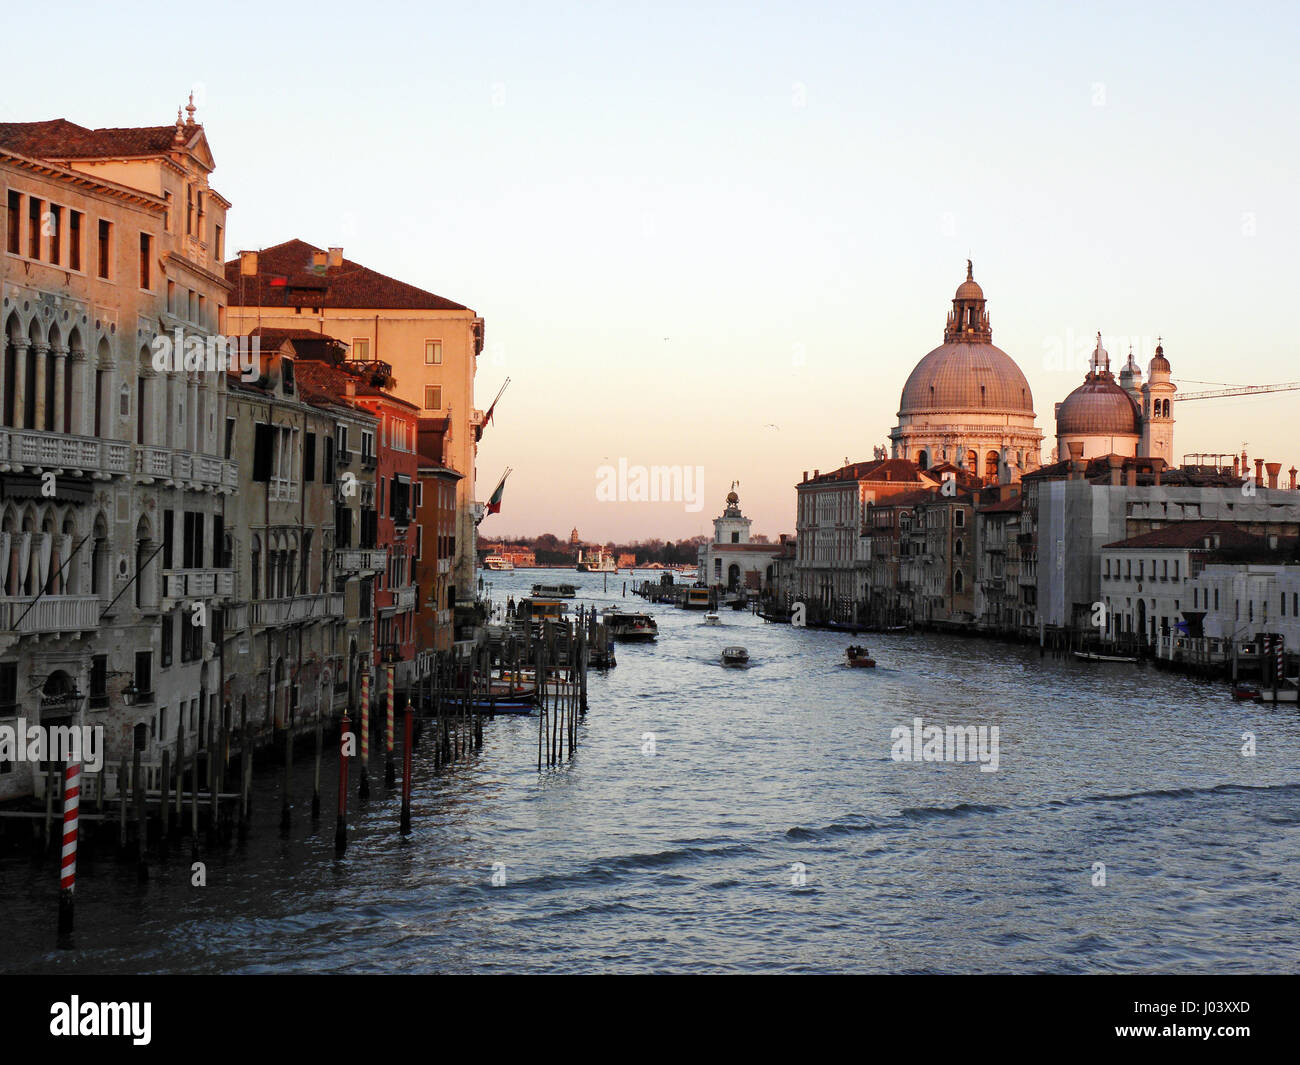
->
left=225, top=239, right=468, bottom=311
left=0, top=118, right=179, bottom=158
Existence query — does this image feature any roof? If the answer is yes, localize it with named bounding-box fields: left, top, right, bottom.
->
left=801, top=458, right=927, bottom=485
left=869, top=488, right=940, bottom=509
left=978, top=495, right=1024, bottom=514
left=225, top=239, right=468, bottom=311
left=293, top=359, right=420, bottom=411
left=0, top=118, right=180, bottom=159
left=249, top=327, right=349, bottom=364
left=899, top=341, right=1035, bottom=416
left=1104, top=521, right=1281, bottom=551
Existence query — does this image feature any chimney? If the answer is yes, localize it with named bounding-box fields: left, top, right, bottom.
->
left=239, top=249, right=259, bottom=276
left=1290, top=466, right=1298, bottom=491
left=345, top=380, right=355, bottom=398
left=1254, top=458, right=1265, bottom=487
left=1126, top=464, right=1137, bottom=488
left=1067, top=441, right=1085, bottom=480
left=1153, top=463, right=1162, bottom=487
left=813, top=469, right=819, bottom=478
left=1266, top=462, right=1281, bottom=489
left=1107, top=454, right=1122, bottom=487
left=802, top=470, right=808, bottom=482
left=328, top=247, right=343, bottom=267
left=1233, top=454, right=1240, bottom=478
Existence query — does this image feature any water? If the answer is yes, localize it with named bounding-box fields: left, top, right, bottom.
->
left=3, top=568, right=1299, bottom=973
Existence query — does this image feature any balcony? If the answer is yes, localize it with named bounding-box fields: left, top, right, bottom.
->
left=269, top=477, right=299, bottom=503
left=337, top=448, right=353, bottom=466
left=360, top=452, right=377, bottom=470
left=134, top=445, right=172, bottom=480
left=134, top=446, right=237, bottom=492
left=0, top=595, right=100, bottom=635
left=0, top=428, right=130, bottom=479
left=163, top=568, right=236, bottom=601
left=337, top=547, right=386, bottom=573
left=250, top=593, right=344, bottom=626
left=393, top=586, right=416, bottom=611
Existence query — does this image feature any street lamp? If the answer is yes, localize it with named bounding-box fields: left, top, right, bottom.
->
left=122, top=682, right=139, bottom=707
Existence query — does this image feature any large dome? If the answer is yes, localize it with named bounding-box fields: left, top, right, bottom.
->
left=1057, top=374, right=1140, bottom=435
left=898, top=342, right=1035, bottom=414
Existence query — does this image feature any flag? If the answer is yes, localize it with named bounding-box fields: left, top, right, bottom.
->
left=487, top=474, right=507, bottom=514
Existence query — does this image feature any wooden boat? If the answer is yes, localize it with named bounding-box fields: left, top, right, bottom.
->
left=702, top=612, right=721, bottom=625
left=721, top=645, right=749, bottom=666
left=845, top=645, right=876, bottom=668
left=1072, top=650, right=1138, bottom=663
left=1231, top=682, right=1261, bottom=701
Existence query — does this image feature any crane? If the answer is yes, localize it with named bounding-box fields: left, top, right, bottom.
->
left=1175, top=381, right=1300, bottom=402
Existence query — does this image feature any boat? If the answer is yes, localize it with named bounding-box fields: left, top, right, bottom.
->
left=702, top=612, right=721, bottom=625
left=1231, top=682, right=1261, bottom=701
left=532, top=581, right=578, bottom=598
left=483, top=555, right=514, bottom=571
left=516, top=597, right=569, bottom=625
left=683, top=587, right=712, bottom=610
left=845, top=645, right=876, bottom=668
left=576, top=546, right=617, bottom=573
left=1254, top=685, right=1300, bottom=703
left=1072, top=650, right=1138, bottom=663
left=721, top=645, right=749, bottom=666
left=602, top=609, right=658, bottom=640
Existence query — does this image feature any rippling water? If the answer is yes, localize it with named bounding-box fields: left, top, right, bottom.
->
left=3, top=569, right=1299, bottom=973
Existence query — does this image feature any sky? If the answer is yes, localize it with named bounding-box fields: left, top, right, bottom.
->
left=7, top=1, right=1299, bottom=541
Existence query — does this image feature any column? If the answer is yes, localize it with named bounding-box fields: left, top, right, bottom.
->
left=32, top=344, right=48, bottom=431
left=52, top=347, right=68, bottom=433
left=11, top=344, right=27, bottom=429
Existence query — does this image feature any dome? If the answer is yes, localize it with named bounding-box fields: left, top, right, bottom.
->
left=1148, top=340, right=1170, bottom=374
left=726, top=490, right=739, bottom=504
left=899, top=342, right=1035, bottom=414
left=1057, top=374, right=1140, bottom=435
left=954, top=278, right=984, bottom=301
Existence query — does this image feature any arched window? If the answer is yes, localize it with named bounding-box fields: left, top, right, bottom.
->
left=954, top=570, right=964, bottom=593
left=955, top=537, right=964, bottom=557
left=918, top=450, right=929, bottom=470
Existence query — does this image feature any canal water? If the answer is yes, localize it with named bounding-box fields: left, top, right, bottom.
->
left=3, top=569, right=1298, bottom=973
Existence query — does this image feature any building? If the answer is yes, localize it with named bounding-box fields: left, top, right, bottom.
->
left=889, top=262, right=1042, bottom=480
left=414, top=422, right=462, bottom=675
left=696, top=486, right=781, bottom=593
left=795, top=458, right=938, bottom=616
left=974, top=489, right=1026, bottom=635
left=0, top=106, right=235, bottom=799
left=224, top=239, right=483, bottom=609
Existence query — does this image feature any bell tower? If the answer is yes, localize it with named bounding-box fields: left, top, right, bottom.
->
left=1139, top=339, right=1176, bottom=464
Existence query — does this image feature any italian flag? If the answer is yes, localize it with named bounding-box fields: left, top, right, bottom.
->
left=487, top=471, right=509, bottom=514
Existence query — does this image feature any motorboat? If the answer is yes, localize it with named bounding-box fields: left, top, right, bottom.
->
left=702, top=612, right=721, bottom=625
left=845, top=645, right=876, bottom=668
left=532, top=581, right=578, bottom=598
left=603, top=609, right=658, bottom=641
left=721, top=646, right=749, bottom=666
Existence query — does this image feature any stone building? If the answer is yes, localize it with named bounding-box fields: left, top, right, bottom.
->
left=415, top=420, right=462, bottom=672
left=698, top=486, right=776, bottom=593
left=225, top=240, right=484, bottom=606
left=0, top=106, right=235, bottom=799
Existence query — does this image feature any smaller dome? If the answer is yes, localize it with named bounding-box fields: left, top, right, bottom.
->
left=1057, top=373, right=1141, bottom=436
left=954, top=278, right=984, bottom=301
left=726, top=490, right=739, bottom=504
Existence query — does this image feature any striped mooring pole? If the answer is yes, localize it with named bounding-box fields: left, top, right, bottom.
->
left=335, top=712, right=350, bottom=854
left=384, top=664, right=396, bottom=786
left=58, top=761, right=81, bottom=936
left=359, top=669, right=371, bottom=801
left=1276, top=635, right=1285, bottom=684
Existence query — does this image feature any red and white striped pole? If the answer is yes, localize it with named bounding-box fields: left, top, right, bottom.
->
left=384, top=664, right=396, bottom=786
left=58, top=761, right=81, bottom=936
left=359, top=669, right=371, bottom=801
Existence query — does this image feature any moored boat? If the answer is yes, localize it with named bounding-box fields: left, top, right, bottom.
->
left=1072, top=650, right=1138, bottom=663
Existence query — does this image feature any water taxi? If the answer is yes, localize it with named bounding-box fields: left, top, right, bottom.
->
left=483, top=555, right=514, bottom=571
left=721, top=646, right=749, bottom=666
left=532, top=581, right=578, bottom=598
left=516, top=597, right=569, bottom=624
left=602, top=609, right=658, bottom=641
left=702, top=612, right=721, bottom=625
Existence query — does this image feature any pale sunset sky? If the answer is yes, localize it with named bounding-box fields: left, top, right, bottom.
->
left=8, top=1, right=1298, bottom=542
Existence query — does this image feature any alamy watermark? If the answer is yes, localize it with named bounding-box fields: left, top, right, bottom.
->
left=0, top=720, right=104, bottom=773
left=890, top=716, right=1000, bottom=772
left=596, top=459, right=705, bottom=513
left=151, top=329, right=260, bottom=381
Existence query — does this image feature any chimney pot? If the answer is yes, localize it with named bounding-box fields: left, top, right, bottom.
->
left=1255, top=458, right=1265, bottom=487
left=1289, top=466, right=1298, bottom=491
left=312, top=250, right=327, bottom=267
left=328, top=246, right=343, bottom=267
left=1126, top=465, right=1137, bottom=488
left=1266, top=462, right=1281, bottom=489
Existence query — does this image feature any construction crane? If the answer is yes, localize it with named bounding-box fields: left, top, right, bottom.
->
left=1175, top=381, right=1300, bottom=402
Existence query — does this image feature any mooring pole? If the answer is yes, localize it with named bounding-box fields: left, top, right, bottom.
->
left=335, top=712, right=350, bottom=855
left=400, top=704, right=413, bottom=836
left=57, top=760, right=81, bottom=939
